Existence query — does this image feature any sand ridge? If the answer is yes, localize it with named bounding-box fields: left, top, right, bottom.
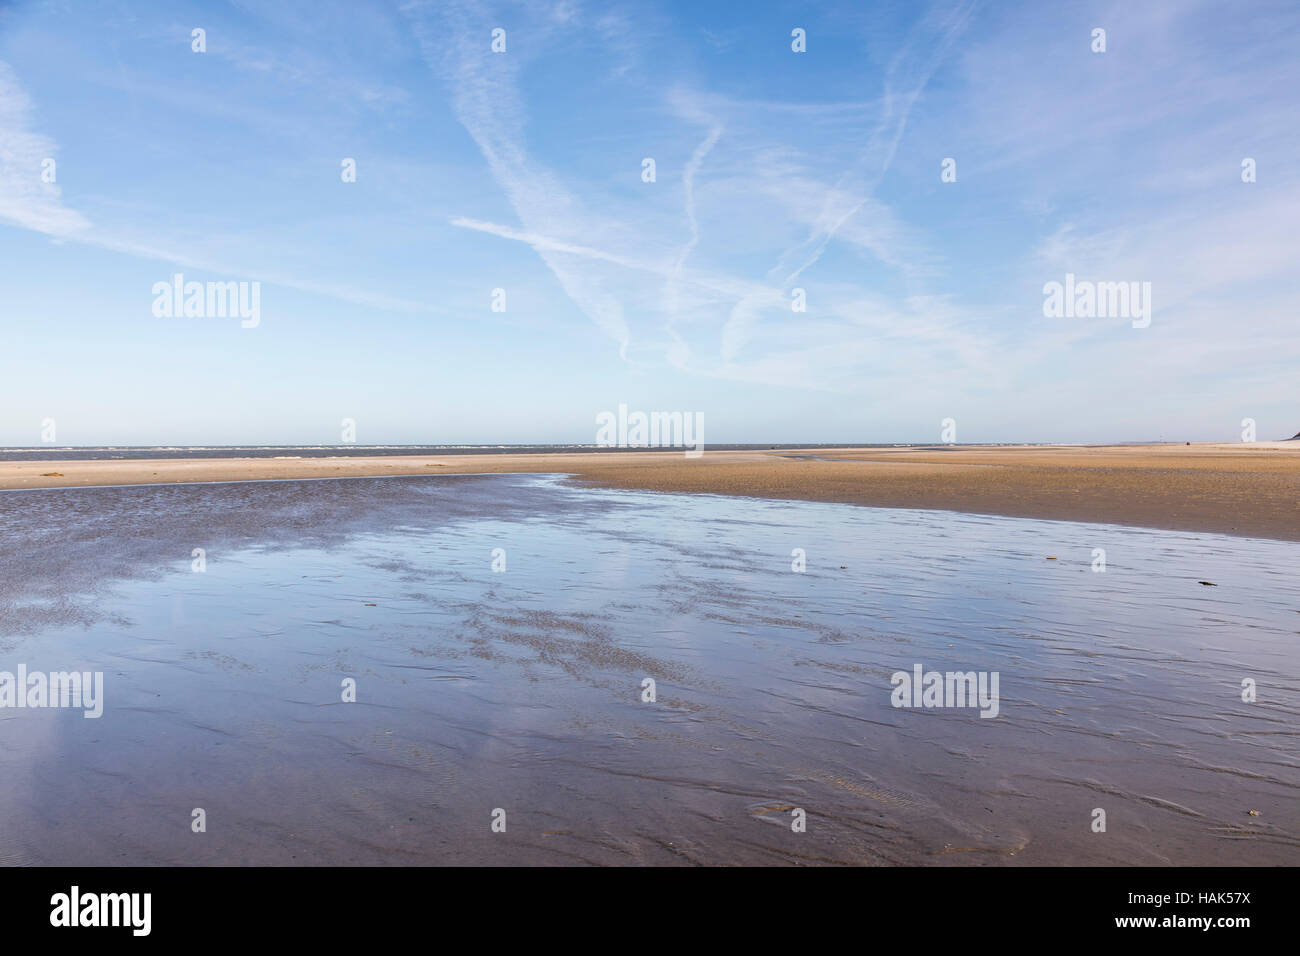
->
left=2, top=442, right=1299, bottom=541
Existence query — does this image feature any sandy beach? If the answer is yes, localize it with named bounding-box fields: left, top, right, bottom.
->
left=4, top=442, right=1299, bottom=541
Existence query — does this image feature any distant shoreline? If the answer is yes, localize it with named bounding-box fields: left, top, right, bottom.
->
left=0, top=441, right=1134, bottom=462
left=3, top=442, right=1299, bottom=542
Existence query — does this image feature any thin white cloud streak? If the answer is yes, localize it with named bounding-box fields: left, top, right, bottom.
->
left=665, top=110, right=723, bottom=364
left=451, top=216, right=660, bottom=273
left=450, top=215, right=767, bottom=303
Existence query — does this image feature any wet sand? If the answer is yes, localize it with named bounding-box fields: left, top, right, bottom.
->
left=3, top=442, right=1299, bottom=541
left=2, top=474, right=1296, bottom=866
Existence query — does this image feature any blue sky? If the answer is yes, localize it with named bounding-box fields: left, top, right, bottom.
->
left=1, top=0, right=1297, bottom=445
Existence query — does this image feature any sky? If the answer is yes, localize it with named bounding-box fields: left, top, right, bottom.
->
left=1, top=0, right=1297, bottom=446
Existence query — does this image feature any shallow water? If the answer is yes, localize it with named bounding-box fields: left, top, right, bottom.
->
left=0, top=474, right=1296, bottom=865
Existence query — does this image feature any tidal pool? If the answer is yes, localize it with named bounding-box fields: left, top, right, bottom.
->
left=1, top=474, right=1295, bottom=865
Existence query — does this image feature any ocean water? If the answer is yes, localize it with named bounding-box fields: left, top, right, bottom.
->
left=0, top=474, right=1296, bottom=865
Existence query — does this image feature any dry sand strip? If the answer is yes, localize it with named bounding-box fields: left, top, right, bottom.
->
left=3, top=442, right=1299, bottom=542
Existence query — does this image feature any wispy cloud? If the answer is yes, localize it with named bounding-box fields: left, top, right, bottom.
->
left=0, top=62, right=91, bottom=237
left=423, top=0, right=985, bottom=388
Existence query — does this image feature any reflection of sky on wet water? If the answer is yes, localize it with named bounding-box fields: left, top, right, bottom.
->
left=1, top=475, right=1296, bottom=865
